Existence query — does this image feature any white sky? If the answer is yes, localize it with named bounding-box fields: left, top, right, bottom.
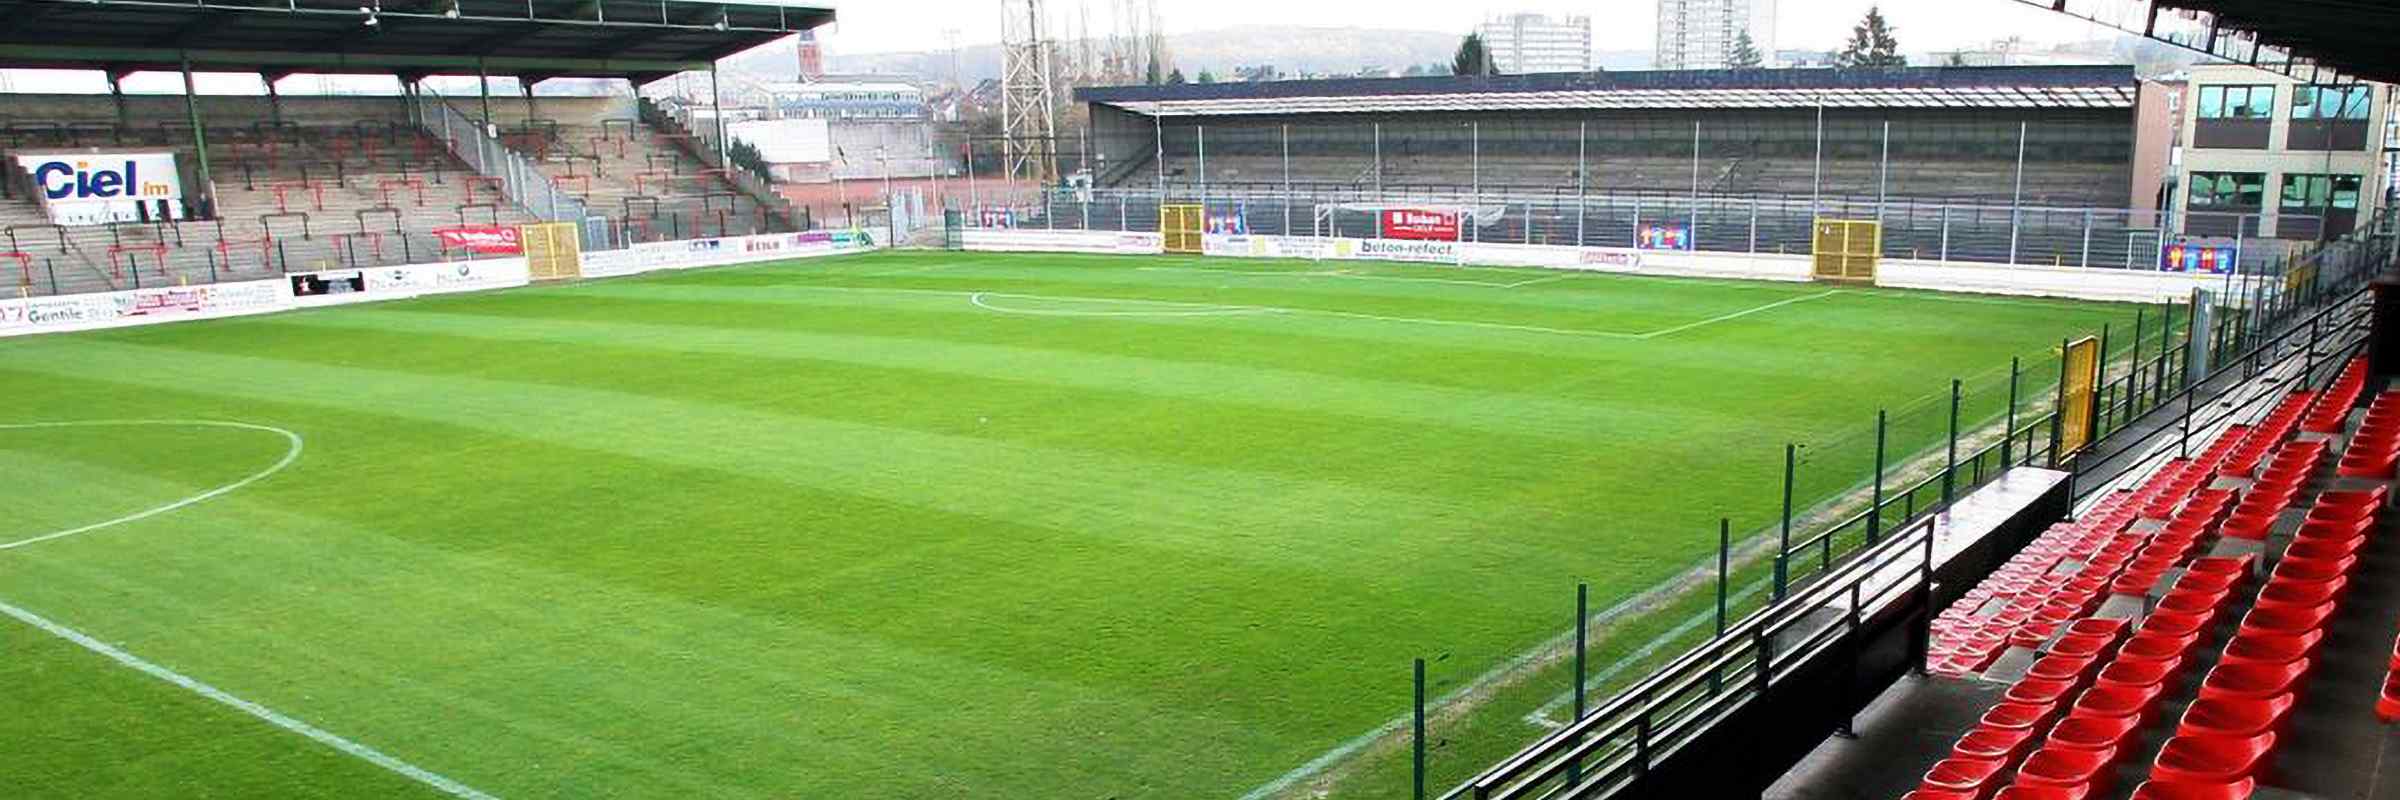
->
left=816, top=0, right=2113, bottom=57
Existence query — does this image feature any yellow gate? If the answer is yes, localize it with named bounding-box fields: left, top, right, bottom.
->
left=1810, top=219, right=1881, bottom=283
left=1160, top=204, right=1204, bottom=254
left=2058, top=336, right=2101, bottom=458
left=519, top=222, right=584, bottom=281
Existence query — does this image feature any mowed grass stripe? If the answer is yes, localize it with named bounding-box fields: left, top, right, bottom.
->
left=259, top=305, right=1766, bottom=442
left=0, top=390, right=1425, bottom=797
left=0, top=340, right=1547, bottom=573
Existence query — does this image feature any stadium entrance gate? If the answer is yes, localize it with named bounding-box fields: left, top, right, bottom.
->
left=1160, top=204, right=1204, bottom=254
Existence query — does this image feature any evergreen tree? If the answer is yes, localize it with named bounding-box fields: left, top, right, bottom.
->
left=1452, top=33, right=1499, bottom=76
left=1727, top=29, right=1764, bottom=68
left=1166, top=68, right=1187, bottom=85
left=1196, top=69, right=1217, bottom=84
left=1144, top=57, right=1162, bottom=85
left=1835, top=6, right=1907, bottom=69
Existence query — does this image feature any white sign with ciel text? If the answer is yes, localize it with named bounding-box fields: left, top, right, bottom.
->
left=14, top=152, right=186, bottom=226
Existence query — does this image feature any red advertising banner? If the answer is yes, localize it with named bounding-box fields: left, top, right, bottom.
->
left=1381, top=208, right=1460, bottom=241
left=435, top=225, right=523, bottom=254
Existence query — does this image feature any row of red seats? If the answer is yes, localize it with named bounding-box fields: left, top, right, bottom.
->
left=1909, top=554, right=2258, bottom=799
left=1927, top=425, right=2258, bottom=677
left=2131, top=482, right=2385, bottom=795
left=1929, top=493, right=2142, bottom=675
left=2221, top=439, right=2329, bottom=540
left=2299, top=359, right=2370, bottom=434
left=2220, top=393, right=2315, bottom=479
left=2335, top=391, right=2400, bottom=480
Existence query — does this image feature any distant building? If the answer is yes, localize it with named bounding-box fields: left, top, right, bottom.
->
left=763, top=79, right=927, bottom=121
left=1477, top=12, right=1593, bottom=74
left=2172, top=62, right=2393, bottom=240
left=1656, top=0, right=1779, bottom=70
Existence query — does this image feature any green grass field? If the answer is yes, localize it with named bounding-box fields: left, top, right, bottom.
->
left=0, top=250, right=2142, bottom=798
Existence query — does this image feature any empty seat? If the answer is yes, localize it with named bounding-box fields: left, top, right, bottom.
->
left=2177, top=693, right=2294, bottom=738
left=2127, top=777, right=2255, bottom=799
left=2150, top=732, right=2275, bottom=784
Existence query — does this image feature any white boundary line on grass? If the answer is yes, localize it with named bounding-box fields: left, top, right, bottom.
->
left=1136, top=265, right=1577, bottom=289
left=1633, top=290, right=1842, bottom=340
left=967, top=292, right=1279, bottom=318
left=0, top=599, right=500, bottom=800
left=0, top=420, right=305, bottom=552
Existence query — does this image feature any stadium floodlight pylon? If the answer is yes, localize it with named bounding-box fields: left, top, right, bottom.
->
left=999, top=0, right=1060, bottom=185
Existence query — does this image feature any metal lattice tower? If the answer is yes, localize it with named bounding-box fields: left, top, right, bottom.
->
left=999, top=0, right=1058, bottom=184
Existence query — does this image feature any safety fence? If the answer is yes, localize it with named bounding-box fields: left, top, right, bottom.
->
left=965, top=186, right=2326, bottom=273
left=1345, top=211, right=2396, bottom=800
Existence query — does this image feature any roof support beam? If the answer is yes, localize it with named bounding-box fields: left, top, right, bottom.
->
left=0, top=43, right=708, bottom=76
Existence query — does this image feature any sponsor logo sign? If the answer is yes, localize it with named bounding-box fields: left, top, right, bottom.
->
left=1637, top=223, right=1693, bottom=251
left=435, top=225, right=523, bottom=254
left=14, top=152, right=184, bottom=226
left=2161, top=240, right=2237, bottom=274
left=1381, top=208, right=1460, bottom=241
left=1355, top=238, right=1457, bottom=263
left=1579, top=249, right=1643, bottom=269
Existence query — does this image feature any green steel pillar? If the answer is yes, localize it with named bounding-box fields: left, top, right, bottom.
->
left=179, top=56, right=215, bottom=220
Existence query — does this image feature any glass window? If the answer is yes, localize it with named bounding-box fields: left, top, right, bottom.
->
left=2281, top=174, right=2366, bottom=210
left=2291, top=86, right=2372, bottom=120
left=2190, top=171, right=2266, bottom=208
left=2199, top=85, right=2275, bottom=119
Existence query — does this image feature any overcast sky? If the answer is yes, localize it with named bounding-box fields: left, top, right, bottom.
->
left=816, top=0, right=2113, bottom=57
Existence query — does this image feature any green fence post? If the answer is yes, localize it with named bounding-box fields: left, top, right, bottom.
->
left=1776, top=443, right=1793, bottom=600
left=2003, top=358, right=2019, bottom=468
left=2130, top=307, right=2145, bottom=413
left=1944, top=379, right=1960, bottom=505
left=1570, top=582, right=1587, bottom=782
left=1869, top=410, right=1887, bottom=543
left=1413, top=658, right=1426, bottom=800
left=1716, top=519, right=1730, bottom=636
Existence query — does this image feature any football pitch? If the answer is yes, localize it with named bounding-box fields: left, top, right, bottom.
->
left=0, top=250, right=2143, bottom=798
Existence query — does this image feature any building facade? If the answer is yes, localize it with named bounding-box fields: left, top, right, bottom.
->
left=1655, top=0, right=1778, bottom=70
left=2175, top=63, right=2392, bottom=240
left=1477, top=13, right=1593, bottom=74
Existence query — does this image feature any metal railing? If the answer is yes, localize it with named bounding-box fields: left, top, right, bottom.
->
left=415, top=90, right=606, bottom=251
left=970, top=186, right=2330, bottom=273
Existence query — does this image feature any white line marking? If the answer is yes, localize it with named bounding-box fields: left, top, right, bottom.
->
left=966, top=292, right=1279, bottom=318
left=1137, top=265, right=1568, bottom=289
left=1635, top=289, right=1842, bottom=340
left=0, top=599, right=498, bottom=800
left=0, top=420, right=304, bottom=552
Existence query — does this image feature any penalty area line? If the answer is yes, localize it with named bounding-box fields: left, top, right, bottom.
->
left=0, top=599, right=500, bottom=800
left=1635, top=289, right=1841, bottom=340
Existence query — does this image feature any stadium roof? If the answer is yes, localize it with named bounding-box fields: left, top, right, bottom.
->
left=0, top=0, right=833, bottom=83
left=1077, top=66, right=2140, bottom=117
left=2022, top=1, right=2400, bottom=86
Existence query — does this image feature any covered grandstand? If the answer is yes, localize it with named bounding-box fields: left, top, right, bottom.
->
left=1039, top=66, right=2243, bottom=270
left=0, top=0, right=832, bottom=297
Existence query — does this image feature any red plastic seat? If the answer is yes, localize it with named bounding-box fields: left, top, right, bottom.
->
left=2046, top=713, right=2139, bottom=753
left=2098, top=656, right=2184, bottom=694
left=2238, top=602, right=2335, bottom=640
left=2220, top=630, right=2321, bottom=666
left=2198, top=659, right=2312, bottom=702
left=1953, top=724, right=2039, bottom=765
left=1922, top=756, right=2009, bottom=797
left=1982, top=701, right=2059, bottom=734
left=2072, top=682, right=2165, bottom=724
left=2177, top=693, right=2294, bottom=739
left=2377, top=673, right=2400, bottom=724
left=2015, top=745, right=2117, bottom=795
left=2284, top=536, right=2361, bottom=562
left=2125, top=777, right=2256, bottom=800
left=2274, top=554, right=2357, bottom=582
left=2027, top=655, right=2100, bottom=686
left=2254, top=576, right=2344, bottom=609
left=2142, top=609, right=2210, bottom=638
left=2006, top=676, right=2080, bottom=707
left=2048, top=633, right=2118, bottom=661
left=2121, top=630, right=2200, bottom=661
left=2151, top=732, right=2275, bottom=784
left=1992, top=785, right=2089, bottom=800
left=2157, top=589, right=2228, bottom=618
